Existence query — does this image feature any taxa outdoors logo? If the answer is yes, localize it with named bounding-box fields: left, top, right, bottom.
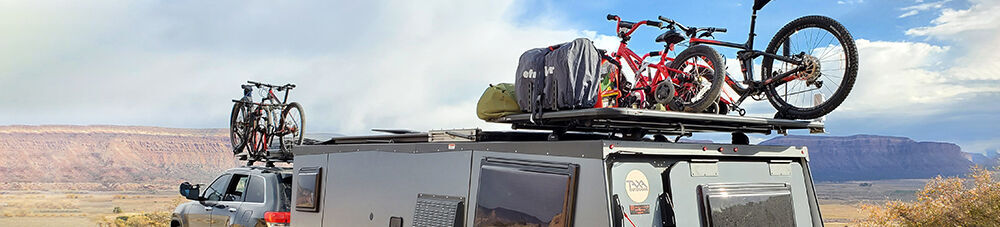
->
left=625, top=169, right=650, bottom=203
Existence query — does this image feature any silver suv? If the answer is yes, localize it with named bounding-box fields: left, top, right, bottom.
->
left=172, top=166, right=292, bottom=227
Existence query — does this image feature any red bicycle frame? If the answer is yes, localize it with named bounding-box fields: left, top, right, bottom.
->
left=603, top=16, right=706, bottom=109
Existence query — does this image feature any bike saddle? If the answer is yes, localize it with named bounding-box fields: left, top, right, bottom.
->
left=753, top=0, right=772, bottom=11
left=655, top=29, right=686, bottom=45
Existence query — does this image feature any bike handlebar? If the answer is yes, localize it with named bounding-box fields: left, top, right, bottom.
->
left=658, top=16, right=675, bottom=25
left=247, top=80, right=295, bottom=90
left=700, top=27, right=726, bottom=33
left=658, top=16, right=727, bottom=36
left=607, top=14, right=617, bottom=21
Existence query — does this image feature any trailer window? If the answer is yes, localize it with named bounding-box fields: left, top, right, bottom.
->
left=699, top=183, right=795, bottom=226
left=295, top=167, right=322, bottom=212
left=473, top=158, right=579, bottom=227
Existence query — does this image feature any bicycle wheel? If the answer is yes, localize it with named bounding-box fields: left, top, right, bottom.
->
left=279, top=102, right=305, bottom=149
left=667, top=45, right=725, bottom=113
left=229, top=99, right=250, bottom=155
left=762, top=15, right=858, bottom=119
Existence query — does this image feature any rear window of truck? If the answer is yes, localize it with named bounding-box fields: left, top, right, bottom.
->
left=279, top=173, right=292, bottom=211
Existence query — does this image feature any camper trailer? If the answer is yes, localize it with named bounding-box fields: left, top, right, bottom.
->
left=289, top=108, right=825, bottom=226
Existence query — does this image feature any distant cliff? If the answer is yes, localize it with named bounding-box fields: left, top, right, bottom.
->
left=0, top=125, right=987, bottom=189
left=761, top=135, right=976, bottom=181
left=0, top=125, right=238, bottom=191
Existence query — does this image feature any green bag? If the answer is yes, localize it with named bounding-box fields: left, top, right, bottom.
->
left=477, top=83, right=523, bottom=121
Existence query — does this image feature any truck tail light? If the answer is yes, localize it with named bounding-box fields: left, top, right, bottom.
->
left=265, top=211, right=290, bottom=227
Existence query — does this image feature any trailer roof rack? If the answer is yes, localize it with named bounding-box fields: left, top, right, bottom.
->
left=321, top=108, right=823, bottom=144
left=492, top=108, right=824, bottom=137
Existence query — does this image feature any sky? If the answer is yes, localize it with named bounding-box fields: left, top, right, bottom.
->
left=1, top=0, right=998, bottom=153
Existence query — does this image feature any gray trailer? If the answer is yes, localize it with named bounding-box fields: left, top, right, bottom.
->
left=289, top=109, right=825, bottom=226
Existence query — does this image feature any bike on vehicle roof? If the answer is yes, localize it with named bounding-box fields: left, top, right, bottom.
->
left=609, top=0, right=859, bottom=119
left=602, top=14, right=726, bottom=114
left=230, top=81, right=304, bottom=164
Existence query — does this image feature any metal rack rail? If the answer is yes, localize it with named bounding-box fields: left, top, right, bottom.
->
left=492, top=108, right=824, bottom=137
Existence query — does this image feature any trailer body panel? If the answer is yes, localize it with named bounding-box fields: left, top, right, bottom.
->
left=291, top=140, right=821, bottom=227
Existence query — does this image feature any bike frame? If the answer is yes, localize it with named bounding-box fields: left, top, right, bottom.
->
left=685, top=10, right=806, bottom=105
left=237, top=82, right=297, bottom=158
left=607, top=18, right=690, bottom=108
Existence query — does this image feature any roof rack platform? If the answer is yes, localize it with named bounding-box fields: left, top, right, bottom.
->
left=492, top=108, right=824, bottom=136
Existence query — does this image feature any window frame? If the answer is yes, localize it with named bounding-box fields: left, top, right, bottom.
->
left=473, top=157, right=580, bottom=227
left=698, top=183, right=796, bottom=227
left=295, top=167, right=322, bottom=212
left=242, top=175, right=268, bottom=204
left=202, top=174, right=232, bottom=202
left=222, top=174, right=250, bottom=202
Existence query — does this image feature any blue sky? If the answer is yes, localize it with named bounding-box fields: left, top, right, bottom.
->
left=505, top=0, right=1000, bottom=152
left=0, top=0, right=997, bottom=153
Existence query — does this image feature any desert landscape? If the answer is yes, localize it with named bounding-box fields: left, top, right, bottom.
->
left=0, top=181, right=928, bottom=226
left=0, top=125, right=994, bottom=226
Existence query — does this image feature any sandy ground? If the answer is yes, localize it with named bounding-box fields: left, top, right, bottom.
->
left=0, top=191, right=181, bottom=226
left=0, top=179, right=928, bottom=226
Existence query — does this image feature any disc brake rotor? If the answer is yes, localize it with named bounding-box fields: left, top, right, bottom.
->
left=797, top=55, right=822, bottom=86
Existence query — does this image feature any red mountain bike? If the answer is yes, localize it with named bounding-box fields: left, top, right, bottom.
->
left=603, top=15, right=725, bottom=113
left=658, top=0, right=859, bottom=119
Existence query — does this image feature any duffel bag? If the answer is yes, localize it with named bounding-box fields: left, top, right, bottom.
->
left=476, top=83, right=522, bottom=121
left=514, top=47, right=551, bottom=112
left=543, top=38, right=602, bottom=110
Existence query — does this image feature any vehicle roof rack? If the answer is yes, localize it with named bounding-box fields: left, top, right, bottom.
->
left=321, top=129, right=620, bottom=144
left=492, top=108, right=823, bottom=136
left=237, top=147, right=294, bottom=167
left=319, top=108, right=823, bottom=144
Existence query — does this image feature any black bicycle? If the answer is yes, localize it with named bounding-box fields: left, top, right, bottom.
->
left=230, top=81, right=304, bottom=161
left=658, top=0, right=858, bottom=119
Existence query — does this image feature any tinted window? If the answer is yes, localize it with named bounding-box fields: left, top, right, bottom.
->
left=295, top=167, right=322, bottom=212
left=473, top=158, right=578, bottom=227
left=279, top=173, right=293, bottom=211
left=203, top=174, right=231, bottom=201
left=223, top=174, right=250, bottom=201
left=244, top=176, right=266, bottom=203
left=700, top=183, right=795, bottom=227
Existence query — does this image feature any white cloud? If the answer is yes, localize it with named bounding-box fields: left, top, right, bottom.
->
left=831, top=0, right=1000, bottom=120
left=0, top=0, right=595, bottom=134
left=906, top=0, right=1000, bottom=37
left=897, top=0, right=951, bottom=18
left=899, top=10, right=920, bottom=18
left=838, top=0, right=864, bottom=5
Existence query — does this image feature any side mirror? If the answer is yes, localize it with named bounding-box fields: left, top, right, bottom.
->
left=179, top=182, right=202, bottom=201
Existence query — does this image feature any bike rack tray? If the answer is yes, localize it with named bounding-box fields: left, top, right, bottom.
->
left=491, top=108, right=824, bottom=136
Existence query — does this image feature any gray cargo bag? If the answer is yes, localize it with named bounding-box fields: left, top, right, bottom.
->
left=543, top=38, right=602, bottom=110
left=514, top=47, right=551, bottom=112
left=514, top=38, right=603, bottom=113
